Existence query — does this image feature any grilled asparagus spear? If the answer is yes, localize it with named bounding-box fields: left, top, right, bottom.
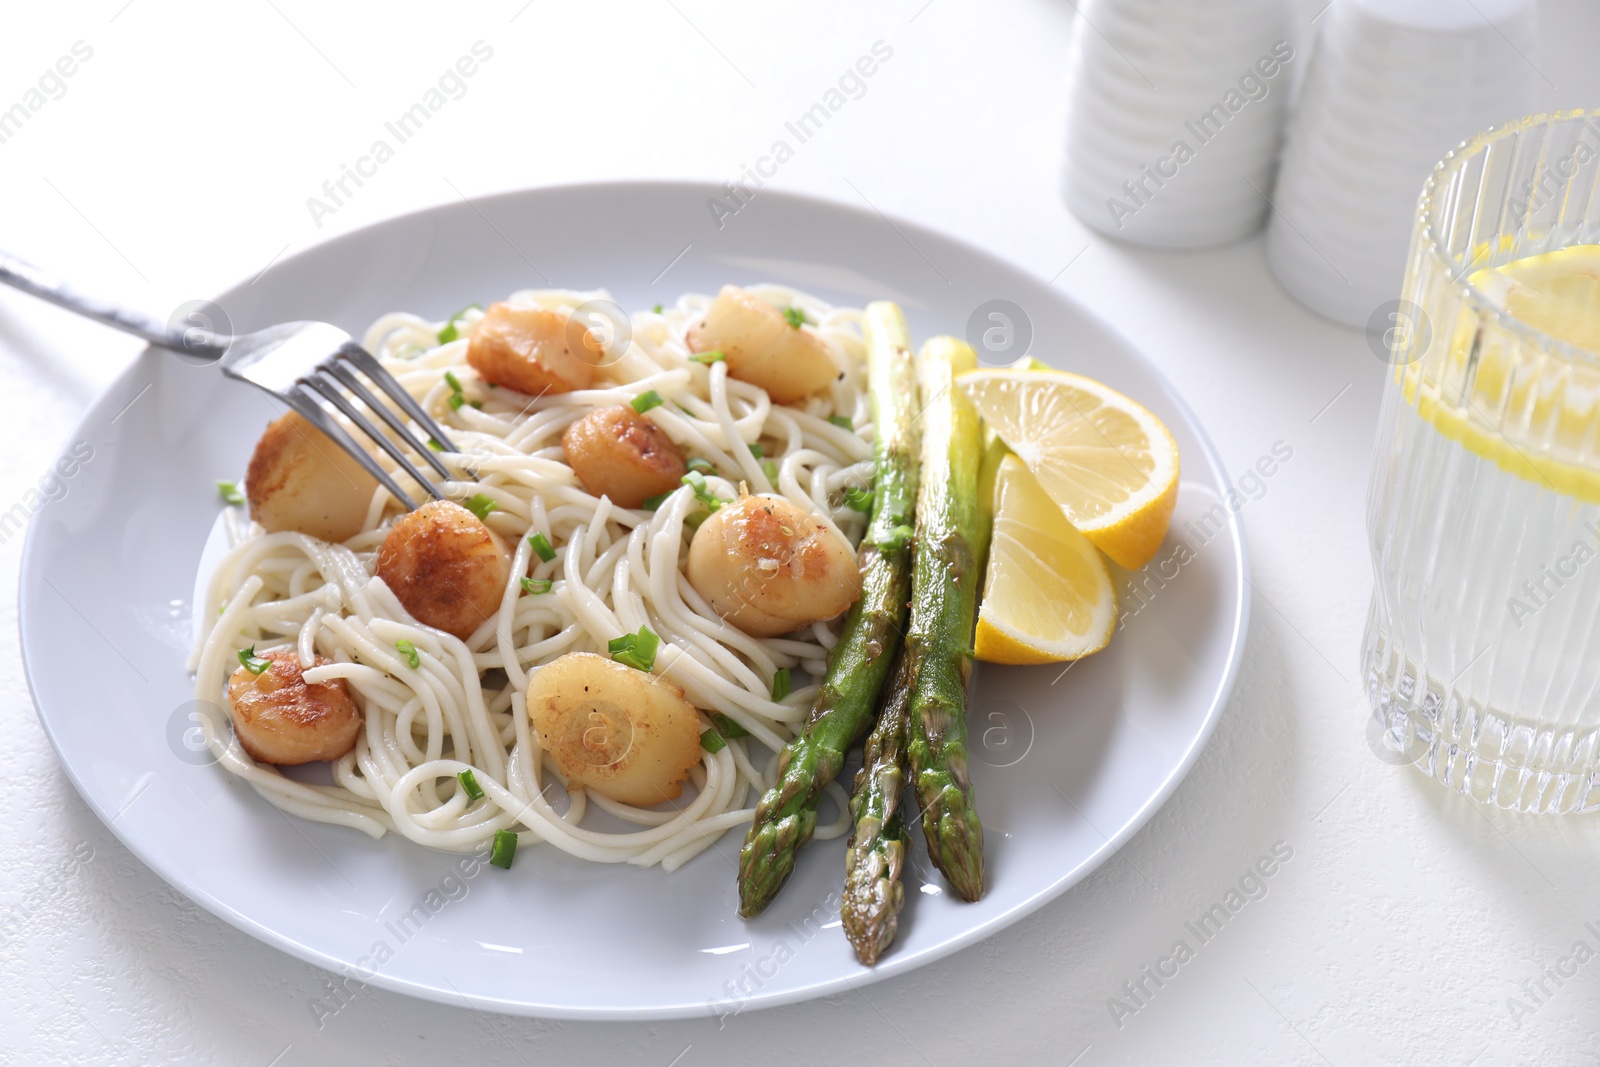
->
left=903, top=336, right=990, bottom=902
left=736, top=301, right=921, bottom=918
left=841, top=645, right=915, bottom=964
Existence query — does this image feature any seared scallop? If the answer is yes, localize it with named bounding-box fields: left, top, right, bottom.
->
left=466, top=302, right=603, bottom=396
left=562, top=405, right=687, bottom=508
left=245, top=410, right=379, bottom=542
left=684, top=286, right=838, bottom=403
left=686, top=494, right=862, bottom=636
left=376, top=500, right=510, bottom=641
left=526, top=652, right=703, bottom=805
left=227, top=648, right=361, bottom=765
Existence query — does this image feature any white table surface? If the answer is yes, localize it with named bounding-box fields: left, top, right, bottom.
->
left=3, top=2, right=1598, bottom=1064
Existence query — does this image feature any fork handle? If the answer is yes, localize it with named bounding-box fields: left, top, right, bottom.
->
left=0, top=248, right=229, bottom=358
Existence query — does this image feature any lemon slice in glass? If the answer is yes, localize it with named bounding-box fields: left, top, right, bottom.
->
left=1472, top=244, right=1600, bottom=356
left=1403, top=245, right=1600, bottom=502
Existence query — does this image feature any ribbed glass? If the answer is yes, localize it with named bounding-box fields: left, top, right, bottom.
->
left=1364, top=110, right=1600, bottom=813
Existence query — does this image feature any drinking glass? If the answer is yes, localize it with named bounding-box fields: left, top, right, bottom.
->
left=1365, top=110, right=1600, bottom=813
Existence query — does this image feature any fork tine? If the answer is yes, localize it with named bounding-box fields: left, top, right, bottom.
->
left=321, top=358, right=454, bottom=481
left=303, top=375, right=449, bottom=503
left=283, top=385, right=419, bottom=511
left=338, top=343, right=459, bottom=452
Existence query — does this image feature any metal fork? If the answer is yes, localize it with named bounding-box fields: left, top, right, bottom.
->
left=0, top=249, right=459, bottom=509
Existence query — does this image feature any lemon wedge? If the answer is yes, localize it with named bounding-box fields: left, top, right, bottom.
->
left=975, top=454, right=1115, bottom=664
left=959, top=369, right=1180, bottom=569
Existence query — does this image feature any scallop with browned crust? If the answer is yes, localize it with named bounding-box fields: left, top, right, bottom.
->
left=466, top=302, right=603, bottom=396
left=684, top=286, right=839, bottom=403
left=227, top=648, right=361, bottom=765
left=245, top=410, right=379, bottom=543
left=562, top=405, right=687, bottom=508
left=376, top=500, right=511, bottom=641
left=686, top=494, right=862, bottom=637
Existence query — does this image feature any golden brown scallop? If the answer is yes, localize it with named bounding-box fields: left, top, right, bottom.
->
left=686, top=494, right=862, bottom=637
left=245, top=410, right=380, bottom=542
left=684, top=286, right=839, bottom=403
left=376, top=500, right=511, bottom=641
left=226, top=648, right=361, bottom=765
left=562, top=405, right=688, bottom=509
left=466, top=302, right=603, bottom=396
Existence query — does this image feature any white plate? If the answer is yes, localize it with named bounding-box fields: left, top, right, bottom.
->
left=18, top=182, right=1247, bottom=1020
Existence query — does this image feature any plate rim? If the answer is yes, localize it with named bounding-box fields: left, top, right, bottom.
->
left=17, top=178, right=1249, bottom=1020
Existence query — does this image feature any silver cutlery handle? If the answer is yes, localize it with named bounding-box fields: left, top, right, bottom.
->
left=0, top=248, right=229, bottom=358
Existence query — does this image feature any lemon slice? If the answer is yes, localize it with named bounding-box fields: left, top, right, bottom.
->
left=1400, top=245, right=1600, bottom=502
left=1472, top=244, right=1600, bottom=356
left=959, top=369, right=1180, bottom=569
left=975, top=454, right=1115, bottom=664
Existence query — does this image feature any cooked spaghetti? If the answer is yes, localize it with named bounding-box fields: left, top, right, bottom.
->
left=188, top=285, right=873, bottom=870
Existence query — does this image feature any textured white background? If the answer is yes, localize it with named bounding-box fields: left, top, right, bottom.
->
left=2, top=1, right=1599, bottom=1064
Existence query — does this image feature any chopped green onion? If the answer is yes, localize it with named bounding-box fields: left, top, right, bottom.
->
left=828, top=414, right=854, bottom=430
left=686, top=457, right=715, bottom=476
left=748, top=442, right=764, bottom=458
left=782, top=306, right=808, bottom=329
left=444, top=370, right=464, bottom=395
left=427, top=438, right=445, bottom=452
left=490, top=828, right=518, bottom=869
left=608, top=637, right=639, bottom=666
left=528, top=532, right=556, bottom=562
left=632, top=390, right=665, bottom=414
left=641, top=491, right=673, bottom=512
left=652, top=303, right=664, bottom=314
left=464, top=493, right=498, bottom=520
left=216, top=480, right=245, bottom=505
left=395, top=639, right=420, bottom=669
left=761, top=459, right=779, bottom=482
left=436, top=304, right=481, bottom=345
left=682, top=471, right=723, bottom=513
left=711, top=713, right=750, bottom=739
left=469, top=399, right=483, bottom=410
left=690, top=349, right=725, bottom=364
left=448, top=393, right=466, bottom=411
left=521, top=577, right=552, bottom=595
left=608, top=625, right=660, bottom=672
left=771, top=667, right=792, bottom=701
left=700, top=729, right=727, bottom=753
left=878, top=524, right=914, bottom=551
left=457, top=769, right=485, bottom=801
left=684, top=509, right=711, bottom=530
left=844, top=485, right=874, bottom=512
left=237, top=646, right=270, bottom=675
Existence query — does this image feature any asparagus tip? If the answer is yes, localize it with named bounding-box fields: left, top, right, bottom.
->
left=737, top=810, right=815, bottom=918
left=924, top=795, right=986, bottom=902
